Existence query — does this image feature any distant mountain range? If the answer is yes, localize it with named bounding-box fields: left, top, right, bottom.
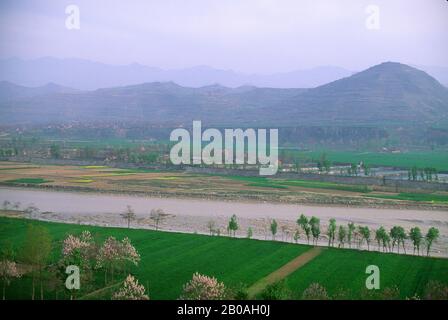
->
left=0, top=81, right=79, bottom=102
left=1, top=57, right=446, bottom=90
left=0, top=62, right=447, bottom=128
left=0, top=57, right=353, bottom=90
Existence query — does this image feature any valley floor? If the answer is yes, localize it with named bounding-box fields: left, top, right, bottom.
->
left=1, top=161, right=448, bottom=210
left=1, top=161, right=448, bottom=257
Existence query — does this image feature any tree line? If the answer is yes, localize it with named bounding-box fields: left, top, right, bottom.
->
left=220, top=214, right=440, bottom=257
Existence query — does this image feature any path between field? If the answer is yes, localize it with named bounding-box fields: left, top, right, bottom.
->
left=79, top=281, right=122, bottom=300
left=247, top=247, right=324, bottom=298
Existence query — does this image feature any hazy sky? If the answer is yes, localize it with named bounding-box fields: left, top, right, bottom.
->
left=0, top=0, right=447, bottom=73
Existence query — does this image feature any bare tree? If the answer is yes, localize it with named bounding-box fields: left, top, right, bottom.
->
left=120, top=205, right=136, bottom=229
left=2, top=200, right=11, bottom=210
left=264, top=218, right=269, bottom=240
left=12, top=202, right=21, bottom=210
left=206, top=220, right=216, bottom=236
left=24, top=205, right=39, bottom=219
left=150, top=208, right=166, bottom=230
left=281, top=225, right=288, bottom=242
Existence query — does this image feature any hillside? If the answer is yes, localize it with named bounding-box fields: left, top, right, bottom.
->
left=0, top=62, right=447, bottom=128
left=269, top=62, right=448, bottom=126
left=0, top=81, right=79, bottom=102
left=0, top=81, right=305, bottom=125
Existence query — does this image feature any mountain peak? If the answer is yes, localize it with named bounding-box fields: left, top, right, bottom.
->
left=328, top=61, right=444, bottom=90
left=275, top=62, right=448, bottom=126
left=366, top=61, right=421, bottom=72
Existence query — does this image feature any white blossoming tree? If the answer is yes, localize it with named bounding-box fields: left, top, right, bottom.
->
left=62, top=231, right=96, bottom=267
left=0, top=259, right=22, bottom=300
left=96, top=236, right=140, bottom=284
left=180, top=272, right=227, bottom=300
left=112, top=275, right=149, bottom=300
left=61, top=231, right=97, bottom=292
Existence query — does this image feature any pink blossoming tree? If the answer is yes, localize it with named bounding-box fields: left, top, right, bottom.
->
left=180, top=272, right=227, bottom=300
left=61, top=231, right=97, bottom=292
left=62, top=231, right=96, bottom=266
left=96, top=236, right=140, bottom=283
left=112, top=274, right=149, bottom=300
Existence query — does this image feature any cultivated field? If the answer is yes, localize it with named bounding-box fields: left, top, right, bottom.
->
left=289, top=150, right=448, bottom=172
left=1, top=161, right=448, bottom=209
left=1, top=217, right=447, bottom=300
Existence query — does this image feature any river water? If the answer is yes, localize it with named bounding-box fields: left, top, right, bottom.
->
left=1, top=187, right=447, bottom=256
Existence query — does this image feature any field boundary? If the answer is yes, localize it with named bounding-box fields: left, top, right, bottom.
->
left=79, top=281, right=123, bottom=300
left=186, top=167, right=448, bottom=191
left=247, top=247, right=324, bottom=298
